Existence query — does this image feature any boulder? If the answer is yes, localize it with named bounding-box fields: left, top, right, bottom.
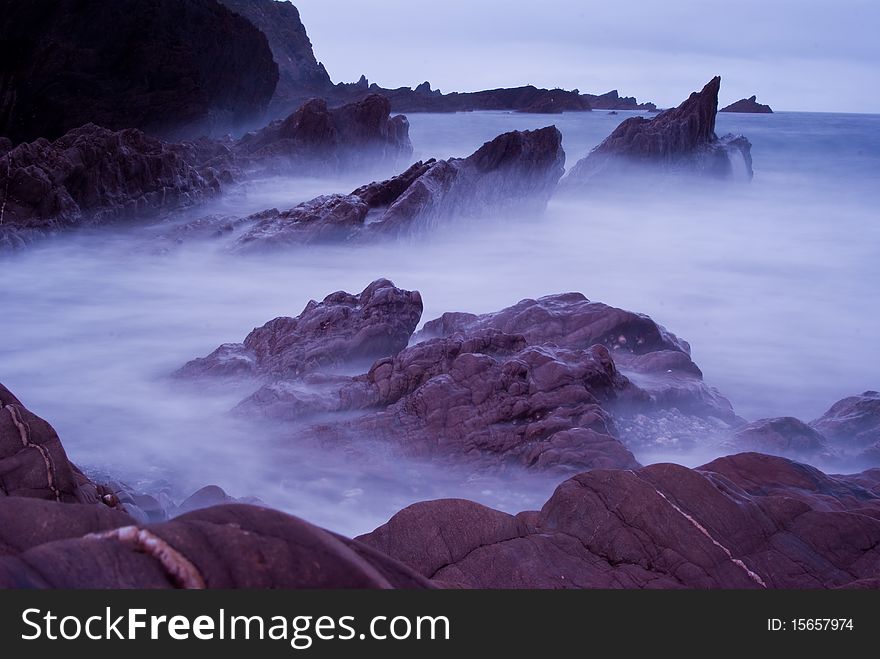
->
left=720, top=95, right=773, bottom=113
left=177, top=278, right=423, bottom=380
left=811, top=391, right=880, bottom=449
left=561, top=76, right=753, bottom=189
left=0, top=0, right=278, bottom=144
left=359, top=454, right=880, bottom=588
left=231, top=126, right=565, bottom=249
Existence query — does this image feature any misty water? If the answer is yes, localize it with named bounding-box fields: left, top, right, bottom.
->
left=1, top=109, right=878, bottom=535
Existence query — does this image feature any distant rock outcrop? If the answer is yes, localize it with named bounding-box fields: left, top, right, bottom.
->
left=0, top=0, right=279, bottom=143
left=217, top=0, right=335, bottom=117
left=327, top=82, right=656, bottom=114
left=234, top=94, right=412, bottom=173
left=561, top=76, right=754, bottom=189
left=721, top=95, right=773, bottom=113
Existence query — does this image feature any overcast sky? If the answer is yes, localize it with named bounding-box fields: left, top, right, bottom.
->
left=294, top=0, right=879, bottom=113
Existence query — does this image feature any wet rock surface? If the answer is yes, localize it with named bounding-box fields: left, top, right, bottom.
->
left=360, top=453, right=880, bottom=588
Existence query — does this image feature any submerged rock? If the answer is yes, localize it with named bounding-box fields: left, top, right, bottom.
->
left=231, top=126, right=565, bottom=249
left=176, top=279, right=423, bottom=380
left=721, top=95, right=773, bottom=113
left=360, top=453, right=880, bottom=588
left=561, top=76, right=754, bottom=189
left=0, top=0, right=278, bottom=144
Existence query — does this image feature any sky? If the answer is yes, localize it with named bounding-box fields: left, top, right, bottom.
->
left=294, top=0, right=880, bottom=113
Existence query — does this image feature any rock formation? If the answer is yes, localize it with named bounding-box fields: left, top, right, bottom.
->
left=234, top=94, right=412, bottom=173
left=217, top=0, right=334, bottom=117
left=229, top=126, right=565, bottom=249
left=811, top=391, right=880, bottom=460
left=360, top=453, right=880, bottom=588
left=561, top=76, right=754, bottom=190
left=1, top=95, right=412, bottom=249
left=0, top=124, right=222, bottom=249
left=0, top=0, right=278, bottom=144
left=725, top=417, right=830, bottom=461
left=327, top=82, right=656, bottom=114
left=720, top=95, right=773, bottom=113
left=177, top=279, right=423, bottom=380
left=197, top=286, right=735, bottom=473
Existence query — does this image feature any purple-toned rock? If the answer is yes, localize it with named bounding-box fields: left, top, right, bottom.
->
left=231, top=126, right=564, bottom=249
left=1, top=383, right=92, bottom=503
left=417, top=292, right=736, bottom=422
left=0, top=0, right=278, bottom=144
left=0, top=124, right=220, bottom=244
left=238, top=328, right=640, bottom=473
left=234, top=94, right=412, bottom=173
left=727, top=417, right=830, bottom=461
left=359, top=453, right=880, bottom=588
left=0, top=503, right=434, bottom=589
left=721, top=95, right=773, bottom=113
left=562, top=76, right=753, bottom=189
left=177, top=279, right=423, bottom=380
left=811, top=391, right=880, bottom=448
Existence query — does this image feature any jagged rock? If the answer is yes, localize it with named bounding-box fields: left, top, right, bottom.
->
left=726, top=417, right=830, bottom=460
left=234, top=94, right=412, bottom=173
left=0, top=0, right=278, bottom=144
left=177, top=279, right=423, bottom=380
left=231, top=126, right=564, bottom=249
left=0, top=503, right=434, bottom=588
left=359, top=453, right=880, bottom=588
left=561, top=76, right=754, bottom=189
left=216, top=0, right=333, bottom=116
left=721, top=95, right=773, bottom=113
left=0, top=124, right=220, bottom=241
left=811, top=391, right=880, bottom=449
